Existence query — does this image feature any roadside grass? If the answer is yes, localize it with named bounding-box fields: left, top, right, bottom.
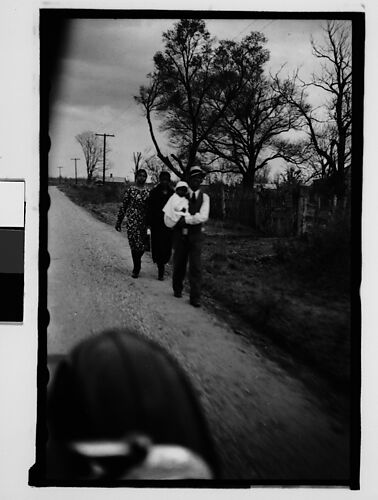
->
left=56, top=182, right=351, bottom=387
left=201, top=231, right=350, bottom=385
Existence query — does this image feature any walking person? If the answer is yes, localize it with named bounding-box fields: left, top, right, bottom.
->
left=115, top=168, right=150, bottom=278
left=165, top=167, right=210, bottom=307
left=146, top=171, right=174, bottom=280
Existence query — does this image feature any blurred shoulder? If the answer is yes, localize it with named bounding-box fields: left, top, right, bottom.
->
left=149, top=185, right=159, bottom=195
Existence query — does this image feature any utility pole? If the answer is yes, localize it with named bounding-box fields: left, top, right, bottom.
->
left=58, top=166, right=63, bottom=183
left=71, top=158, right=80, bottom=185
left=95, top=133, right=115, bottom=185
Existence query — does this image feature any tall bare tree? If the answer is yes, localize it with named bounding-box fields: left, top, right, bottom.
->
left=75, top=131, right=111, bottom=182
left=176, top=30, right=305, bottom=190
left=273, top=21, right=352, bottom=195
left=200, top=51, right=304, bottom=189
left=144, top=154, right=168, bottom=184
left=135, top=19, right=251, bottom=180
left=132, top=152, right=143, bottom=175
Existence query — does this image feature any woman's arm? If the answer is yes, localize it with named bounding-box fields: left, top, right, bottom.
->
left=115, top=188, right=130, bottom=231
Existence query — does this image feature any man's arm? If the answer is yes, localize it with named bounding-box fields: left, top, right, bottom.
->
left=184, top=193, right=210, bottom=225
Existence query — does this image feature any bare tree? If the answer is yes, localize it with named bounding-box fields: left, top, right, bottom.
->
left=273, top=165, right=304, bottom=188
left=255, top=165, right=272, bottom=185
left=75, top=131, right=102, bottom=182
left=202, top=74, right=303, bottom=189
left=132, top=152, right=143, bottom=175
left=135, top=19, right=252, bottom=180
left=273, top=21, right=352, bottom=195
left=144, top=154, right=169, bottom=184
left=75, top=131, right=111, bottom=182
left=194, top=30, right=305, bottom=190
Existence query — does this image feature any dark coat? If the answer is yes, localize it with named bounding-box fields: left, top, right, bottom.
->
left=146, top=183, right=174, bottom=265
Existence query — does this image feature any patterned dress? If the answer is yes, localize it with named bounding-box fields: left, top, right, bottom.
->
left=117, top=186, right=150, bottom=252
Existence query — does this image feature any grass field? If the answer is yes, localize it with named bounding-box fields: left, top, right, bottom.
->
left=56, top=181, right=351, bottom=389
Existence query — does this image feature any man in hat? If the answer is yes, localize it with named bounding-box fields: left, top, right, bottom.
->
left=171, top=166, right=210, bottom=307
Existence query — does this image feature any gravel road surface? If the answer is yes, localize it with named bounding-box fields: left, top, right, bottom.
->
left=47, top=186, right=350, bottom=481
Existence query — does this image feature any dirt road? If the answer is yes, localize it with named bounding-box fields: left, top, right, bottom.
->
left=47, top=186, right=349, bottom=481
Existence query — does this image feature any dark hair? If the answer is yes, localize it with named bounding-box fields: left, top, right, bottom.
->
left=135, top=168, right=147, bottom=177
left=47, top=329, right=219, bottom=478
left=159, top=171, right=171, bottom=181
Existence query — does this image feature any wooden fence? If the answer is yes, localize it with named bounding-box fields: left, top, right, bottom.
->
left=205, top=183, right=349, bottom=236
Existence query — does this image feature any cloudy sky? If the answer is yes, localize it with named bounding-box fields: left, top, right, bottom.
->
left=48, top=16, right=343, bottom=180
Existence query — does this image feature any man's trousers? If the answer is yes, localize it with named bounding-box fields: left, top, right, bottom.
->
left=172, top=229, right=204, bottom=302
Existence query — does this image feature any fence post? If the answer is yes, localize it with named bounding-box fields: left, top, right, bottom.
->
left=251, top=191, right=257, bottom=228
left=297, top=194, right=307, bottom=236
left=220, top=183, right=226, bottom=220
left=333, top=194, right=338, bottom=209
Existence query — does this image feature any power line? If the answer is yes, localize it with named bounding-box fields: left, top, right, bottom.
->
left=95, top=133, right=115, bottom=185
left=71, top=158, right=80, bottom=185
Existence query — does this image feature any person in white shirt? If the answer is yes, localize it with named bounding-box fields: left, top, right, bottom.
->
left=163, top=181, right=190, bottom=229
left=171, top=167, right=210, bottom=307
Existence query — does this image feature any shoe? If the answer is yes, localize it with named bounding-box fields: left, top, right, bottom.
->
left=131, top=271, right=139, bottom=279
left=190, top=299, right=201, bottom=308
left=174, top=291, right=182, bottom=298
left=158, top=265, right=165, bottom=281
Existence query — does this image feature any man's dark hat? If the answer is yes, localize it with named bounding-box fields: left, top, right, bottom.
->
left=189, top=166, right=205, bottom=178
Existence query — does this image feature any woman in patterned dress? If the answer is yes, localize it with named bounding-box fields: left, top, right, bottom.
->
left=115, top=169, right=150, bottom=278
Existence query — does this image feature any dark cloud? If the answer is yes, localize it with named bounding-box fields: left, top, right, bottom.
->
left=53, top=19, right=176, bottom=113
left=57, top=58, right=137, bottom=109
left=54, top=18, right=328, bottom=113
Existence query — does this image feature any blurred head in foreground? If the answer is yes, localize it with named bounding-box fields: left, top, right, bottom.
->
left=47, top=329, right=218, bottom=481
